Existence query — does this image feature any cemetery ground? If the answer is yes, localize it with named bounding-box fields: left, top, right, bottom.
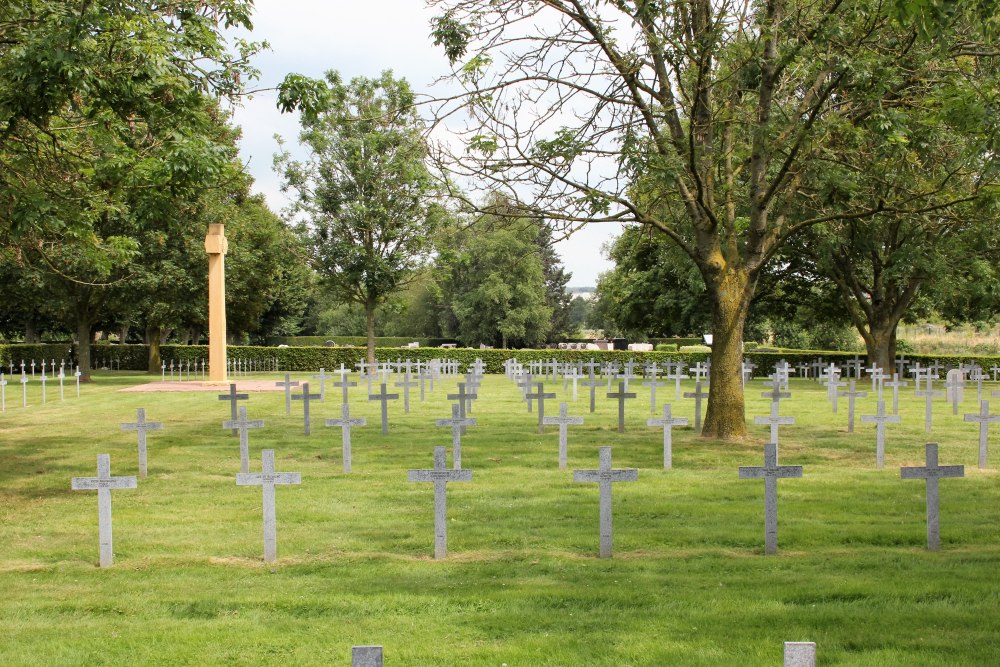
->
left=1, top=372, right=999, bottom=665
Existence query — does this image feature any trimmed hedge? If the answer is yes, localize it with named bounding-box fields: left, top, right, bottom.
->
left=266, top=335, right=459, bottom=348
left=649, top=337, right=704, bottom=347
left=7, top=342, right=1000, bottom=377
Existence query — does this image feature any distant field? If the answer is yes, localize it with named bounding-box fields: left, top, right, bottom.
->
left=1, top=372, right=998, bottom=665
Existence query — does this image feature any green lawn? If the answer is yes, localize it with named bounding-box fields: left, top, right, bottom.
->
left=1, top=371, right=998, bottom=665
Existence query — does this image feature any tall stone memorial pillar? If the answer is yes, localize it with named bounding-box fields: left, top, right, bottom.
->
left=205, top=223, right=228, bottom=382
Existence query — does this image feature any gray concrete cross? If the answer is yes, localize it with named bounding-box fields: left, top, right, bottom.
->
left=236, top=449, right=301, bottom=563
left=312, top=368, right=331, bottom=401
left=291, top=382, right=322, bottom=435
left=683, top=380, right=710, bottom=431
left=223, top=406, right=264, bottom=474
left=408, top=446, right=472, bottom=559
left=836, top=380, right=868, bottom=432
left=860, top=399, right=900, bottom=469
left=394, top=372, right=418, bottom=414
left=218, top=383, right=249, bottom=436
left=436, top=403, right=477, bottom=469
left=963, top=400, right=1000, bottom=469
left=333, top=376, right=357, bottom=406
left=527, top=381, right=557, bottom=433
left=944, top=369, right=964, bottom=415
left=608, top=381, right=638, bottom=433
left=754, top=402, right=794, bottom=460
left=901, top=443, right=964, bottom=550
left=274, top=373, right=300, bottom=415
left=738, top=442, right=803, bottom=555
left=543, top=402, right=584, bottom=470
left=0, top=373, right=6, bottom=412
left=368, top=383, right=400, bottom=435
left=20, top=372, right=28, bottom=407
left=71, top=453, right=137, bottom=567
left=883, top=373, right=909, bottom=415
left=641, top=362, right=664, bottom=414
left=447, top=382, right=477, bottom=434
left=121, top=408, right=163, bottom=478
left=325, top=403, right=367, bottom=473
left=580, top=370, right=601, bottom=413
left=648, top=404, right=688, bottom=469
left=573, top=446, right=637, bottom=558
left=915, top=384, right=944, bottom=433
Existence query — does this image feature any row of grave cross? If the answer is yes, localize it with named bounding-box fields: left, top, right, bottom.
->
left=0, top=366, right=83, bottom=410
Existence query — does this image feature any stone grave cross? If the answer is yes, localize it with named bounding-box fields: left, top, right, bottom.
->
left=527, top=381, right=557, bottom=434
left=274, top=373, right=300, bottom=415
left=71, top=454, right=137, bottom=567
left=20, top=372, right=29, bottom=407
left=683, top=380, right=710, bottom=431
left=223, top=406, right=264, bottom=474
left=944, top=369, right=964, bottom=415
left=120, top=408, right=163, bottom=478
left=312, top=368, right=331, bottom=401
left=218, top=383, right=249, bottom=436
left=836, top=380, right=868, bottom=432
left=436, top=403, right=477, bottom=469
left=447, top=382, right=477, bottom=433
left=236, top=449, right=301, bottom=563
left=641, top=363, right=664, bottom=414
left=394, top=372, right=418, bottom=414
left=860, top=399, right=900, bottom=469
left=408, top=446, right=472, bottom=559
left=333, top=375, right=357, bottom=406
left=291, top=382, right=322, bottom=435
left=738, top=443, right=803, bottom=555
left=883, top=373, right=909, bottom=415
left=963, top=400, right=1000, bottom=469
left=900, top=443, right=964, bottom=550
left=325, top=403, right=367, bottom=473
left=607, top=381, right=638, bottom=433
left=648, top=404, right=688, bottom=469
left=754, top=402, right=794, bottom=460
left=0, top=373, right=5, bottom=412
left=543, top=402, right=584, bottom=470
left=573, top=446, right=637, bottom=558
left=915, top=381, right=944, bottom=433
left=580, top=369, right=601, bottom=413
left=368, top=383, right=400, bottom=435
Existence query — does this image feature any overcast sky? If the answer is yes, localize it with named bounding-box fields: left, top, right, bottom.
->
left=227, top=0, right=616, bottom=287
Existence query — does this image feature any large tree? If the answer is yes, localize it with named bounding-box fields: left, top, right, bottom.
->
left=427, top=0, right=999, bottom=438
left=276, top=71, right=439, bottom=364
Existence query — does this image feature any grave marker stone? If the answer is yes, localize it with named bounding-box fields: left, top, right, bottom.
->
left=325, top=403, right=367, bottom=473
left=607, top=381, right=637, bottom=433
left=312, top=368, right=331, bottom=401
left=236, top=449, right=301, bottom=563
left=369, top=383, right=400, bottom=435
left=784, top=642, right=816, bottom=667
left=963, top=400, right=1000, bottom=469
left=837, top=380, right=868, bottom=432
left=543, top=402, right=584, bottom=470
left=223, top=406, right=264, bottom=474
left=395, top=372, right=418, bottom=414
left=120, top=408, right=163, bottom=478
left=275, top=373, right=300, bottom=415
left=291, top=382, right=322, bottom=435
left=754, top=403, right=794, bottom=459
left=573, top=447, right=637, bottom=558
left=648, top=404, right=688, bottom=469
left=641, top=363, right=664, bottom=414
left=884, top=373, right=908, bottom=415
left=352, top=646, right=383, bottom=667
left=0, top=373, right=5, bottom=411
left=218, top=383, right=249, bottom=436
left=915, top=383, right=944, bottom=433
left=683, top=381, right=710, bottom=431
left=333, top=376, right=357, bottom=406
left=860, top=399, right=900, bottom=469
left=945, top=368, right=964, bottom=415
left=900, top=443, right=964, bottom=550
left=20, top=372, right=28, bottom=407
left=581, top=370, right=601, bottom=413
left=408, top=446, right=472, bottom=559
left=738, top=442, right=803, bottom=554
left=527, top=382, right=557, bottom=433
left=436, top=404, right=477, bottom=469
left=447, top=382, right=477, bottom=434
left=71, top=454, right=137, bottom=567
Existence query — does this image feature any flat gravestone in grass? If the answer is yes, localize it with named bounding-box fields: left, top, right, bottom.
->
left=71, top=453, right=137, bottom=567
left=352, top=646, right=383, bottom=667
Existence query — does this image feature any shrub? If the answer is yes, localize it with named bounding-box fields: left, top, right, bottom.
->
left=679, top=345, right=711, bottom=352
left=655, top=344, right=678, bottom=352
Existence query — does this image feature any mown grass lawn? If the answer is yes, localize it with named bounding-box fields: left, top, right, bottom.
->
left=1, top=371, right=998, bottom=665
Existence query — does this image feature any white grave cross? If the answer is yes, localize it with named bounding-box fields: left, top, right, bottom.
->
left=573, top=446, right=637, bottom=558
left=120, top=408, right=163, bottom=478
left=236, top=449, right=301, bottom=563
left=71, top=454, right=137, bottom=567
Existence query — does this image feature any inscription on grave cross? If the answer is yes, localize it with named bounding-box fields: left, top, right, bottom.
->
left=71, top=454, right=137, bottom=567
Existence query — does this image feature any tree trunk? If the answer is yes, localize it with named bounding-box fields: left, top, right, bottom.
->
left=863, top=317, right=900, bottom=372
left=24, top=321, right=40, bottom=344
left=119, top=323, right=130, bottom=344
left=366, top=304, right=376, bottom=365
left=76, top=318, right=94, bottom=381
left=147, top=326, right=162, bottom=374
left=702, top=268, right=755, bottom=439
